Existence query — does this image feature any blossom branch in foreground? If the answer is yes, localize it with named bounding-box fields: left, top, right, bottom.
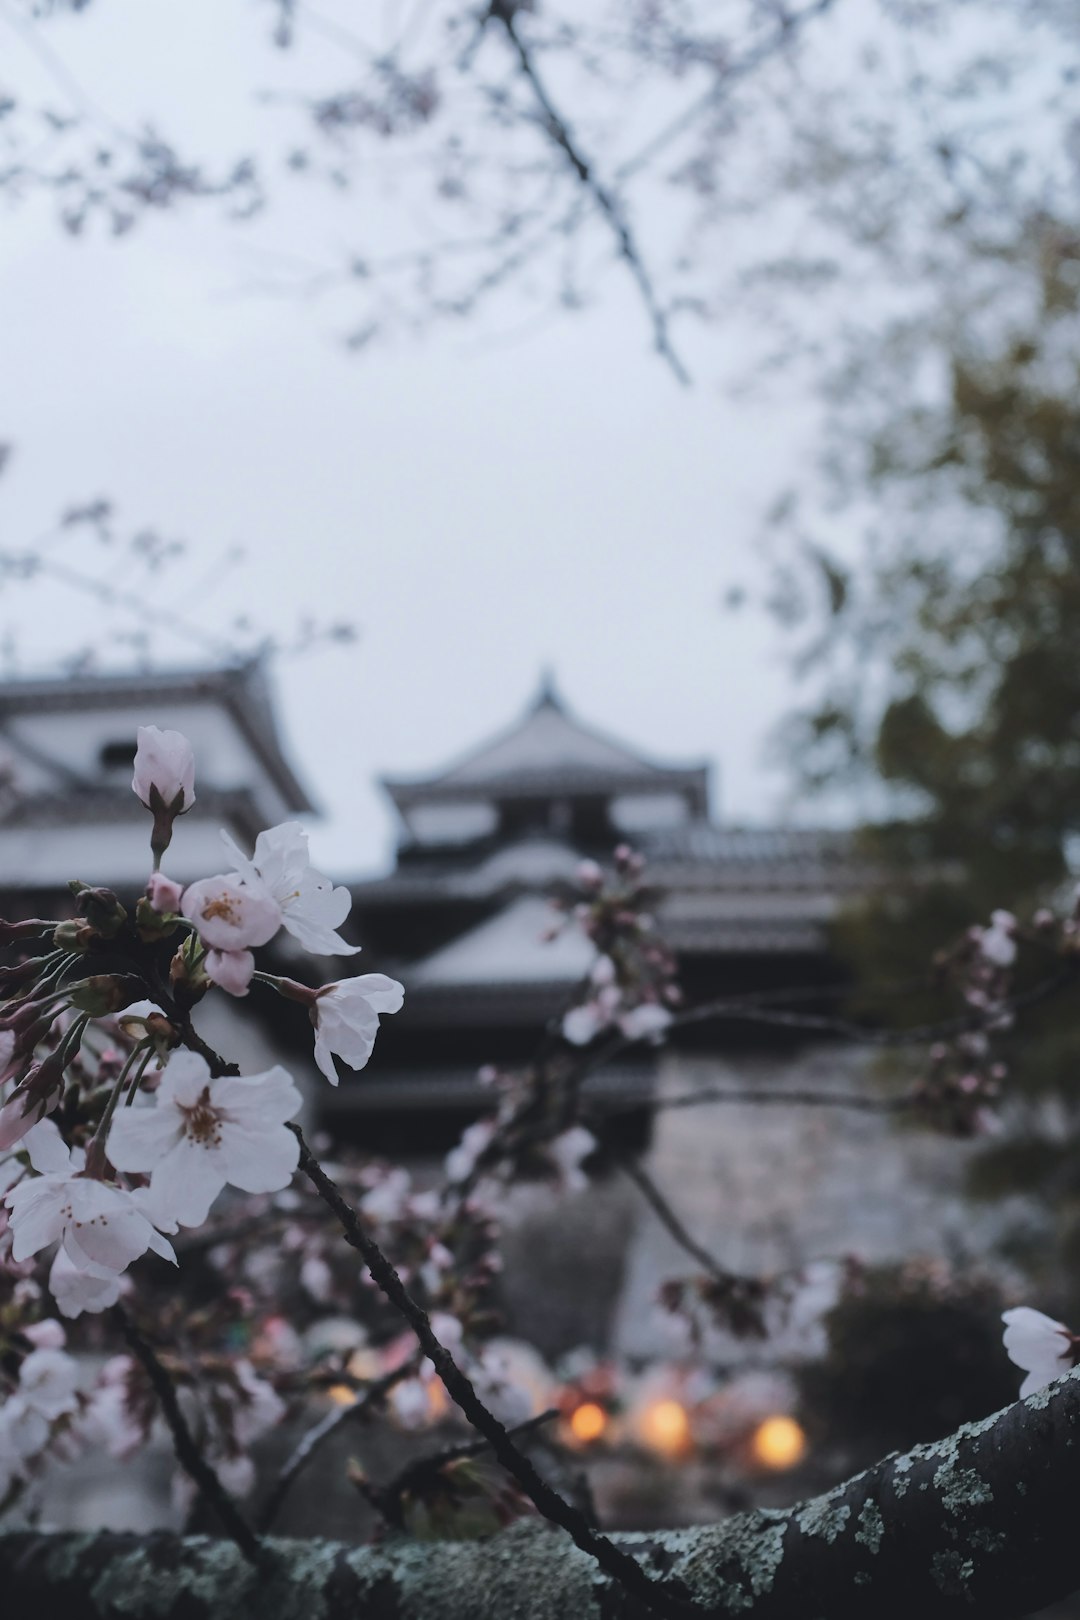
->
left=287, top=1122, right=699, bottom=1620
left=114, top=1305, right=263, bottom=1566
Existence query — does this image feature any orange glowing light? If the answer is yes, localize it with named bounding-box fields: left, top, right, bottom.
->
left=750, top=1415, right=808, bottom=1471
left=327, top=1384, right=356, bottom=1407
left=569, top=1402, right=608, bottom=1444
left=427, top=1377, right=449, bottom=1419
left=640, top=1398, right=691, bottom=1458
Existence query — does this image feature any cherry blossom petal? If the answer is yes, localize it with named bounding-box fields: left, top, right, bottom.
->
left=562, top=1004, right=603, bottom=1046
left=217, top=1120, right=299, bottom=1194
left=148, top=1137, right=227, bottom=1230
left=312, top=1028, right=343, bottom=1085
left=5, top=1179, right=65, bottom=1261
left=18, top=1349, right=80, bottom=1420
left=212, top=1068, right=302, bottom=1122
left=64, top=1183, right=161, bottom=1272
left=1002, top=1306, right=1073, bottom=1396
left=23, top=1119, right=71, bottom=1175
left=49, top=1250, right=124, bottom=1319
left=618, top=1003, right=673, bottom=1041
left=156, top=1050, right=216, bottom=1110
left=182, top=876, right=282, bottom=953
left=106, top=1102, right=182, bottom=1173
left=348, top=974, right=405, bottom=1015
left=223, top=822, right=360, bottom=955
left=205, top=948, right=255, bottom=997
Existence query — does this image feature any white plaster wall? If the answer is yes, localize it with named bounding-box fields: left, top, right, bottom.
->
left=612, top=1046, right=1018, bottom=1363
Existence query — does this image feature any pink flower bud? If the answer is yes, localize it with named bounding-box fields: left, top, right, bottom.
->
left=146, top=873, right=185, bottom=914
left=0, top=1085, right=57, bottom=1150
left=132, top=727, right=196, bottom=813
left=205, top=948, right=256, bottom=997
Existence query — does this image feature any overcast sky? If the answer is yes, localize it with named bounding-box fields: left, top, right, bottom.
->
left=0, top=1, right=868, bottom=875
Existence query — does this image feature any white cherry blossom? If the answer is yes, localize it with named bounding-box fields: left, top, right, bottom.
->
left=106, top=1050, right=302, bottom=1229
left=181, top=875, right=282, bottom=955
left=1002, top=1306, right=1078, bottom=1397
left=563, top=990, right=671, bottom=1047
left=15, top=1346, right=80, bottom=1423
left=0, top=1342, right=81, bottom=1499
left=618, top=1002, right=673, bottom=1041
left=547, top=1127, right=597, bottom=1193
left=49, top=1248, right=125, bottom=1319
left=979, top=910, right=1018, bottom=968
left=132, top=727, right=195, bottom=812
left=445, top=1119, right=496, bottom=1185
left=4, top=1120, right=177, bottom=1278
left=360, top=1168, right=412, bottom=1222
left=81, top=1357, right=144, bottom=1460
left=310, top=974, right=405, bottom=1085
left=222, top=822, right=360, bottom=956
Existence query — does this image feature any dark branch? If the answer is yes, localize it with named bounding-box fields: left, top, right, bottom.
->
left=356, top=1409, right=559, bottom=1529
left=490, top=6, right=691, bottom=386
left=255, top=1357, right=419, bottom=1535
left=113, top=1304, right=263, bottom=1565
left=288, top=1121, right=698, bottom=1619
left=618, top=1155, right=738, bottom=1288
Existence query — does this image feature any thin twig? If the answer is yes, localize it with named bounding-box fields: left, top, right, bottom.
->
left=288, top=1122, right=699, bottom=1620
left=492, top=6, right=690, bottom=385
left=615, top=0, right=837, bottom=184
left=359, top=1409, right=559, bottom=1529
left=256, top=1357, right=418, bottom=1534
left=593, top=1083, right=909, bottom=1119
left=618, top=1155, right=739, bottom=1288
left=573, top=967, right=1078, bottom=1092
left=114, top=1304, right=263, bottom=1565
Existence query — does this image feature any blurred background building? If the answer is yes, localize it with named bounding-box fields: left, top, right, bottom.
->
left=0, top=660, right=1006, bottom=1370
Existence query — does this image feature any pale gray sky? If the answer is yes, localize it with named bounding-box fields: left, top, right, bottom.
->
left=0, top=0, right=978, bottom=873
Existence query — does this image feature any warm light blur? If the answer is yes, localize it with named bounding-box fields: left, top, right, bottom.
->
left=327, top=1384, right=356, bottom=1407
left=569, top=1401, right=608, bottom=1444
left=750, top=1415, right=808, bottom=1471
left=427, top=1377, right=449, bottom=1418
left=639, top=1398, right=691, bottom=1458
left=346, top=1348, right=382, bottom=1382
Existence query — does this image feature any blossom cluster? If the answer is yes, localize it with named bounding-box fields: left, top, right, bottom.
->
left=0, top=1321, right=81, bottom=1506
left=0, top=719, right=1073, bottom=1537
left=555, top=847, right=679, bottom=1047
left=0, top=723, right=407, bottom=1505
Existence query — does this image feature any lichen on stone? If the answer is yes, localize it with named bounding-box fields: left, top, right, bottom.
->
left=932, top=1548, right=976, bottom=1598
left=855, top=1499, right=883, bottom=1556
left=796, top=1492, right=851, bottom=1545
left=933, top=1461, right=993, bottom=1515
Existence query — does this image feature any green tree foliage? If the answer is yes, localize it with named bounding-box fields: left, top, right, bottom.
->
left=772, top=213, right=1080, bottom=1298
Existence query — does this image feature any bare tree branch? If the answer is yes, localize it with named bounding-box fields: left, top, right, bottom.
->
left=256, top=1357, right=419, bottom=1534
left=486, top=3, right=691, bottom=385
left=288, top=1121, right=698, bottom=1619
left=114, top=1304, right=264, bottom=1566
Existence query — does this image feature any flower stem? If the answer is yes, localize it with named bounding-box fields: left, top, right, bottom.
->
left=86, top=1039, right=151, bottom=1169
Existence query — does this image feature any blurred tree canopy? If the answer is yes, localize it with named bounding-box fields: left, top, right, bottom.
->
left=768, top=208, right=1080, bottom=1298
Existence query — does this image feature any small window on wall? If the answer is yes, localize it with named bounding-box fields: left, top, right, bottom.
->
left=100, top=740, right=137, bottom=773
